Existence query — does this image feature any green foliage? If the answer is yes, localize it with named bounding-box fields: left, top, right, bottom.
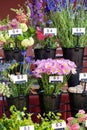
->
left=0, top=106, right=65, bottom=130
left=38, top=74, right=67, bottom=95
left=9, top=76, right=37, bottom=97
left=0, top=106, right=35, bottom=130
left=50, top=8, right=87, bottom=48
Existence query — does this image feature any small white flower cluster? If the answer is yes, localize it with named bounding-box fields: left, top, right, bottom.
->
left=0, top=82, right=11, bottom=97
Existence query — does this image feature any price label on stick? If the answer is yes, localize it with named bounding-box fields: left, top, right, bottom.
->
left=44, top=28, right=57, bottom=35
left=85, top=120, right=87, bottom=127
left=8, top=29, right=22, bottom=36
left=52, top=121, right=66, bottom=130
left=79, top=73, right=87, bottom=82
left=10, top=74, right=28, bottom=84
left=72, top=28, right=85, bottom=35
left=20, top=125, right=34, bottom=130
left=49, top=76, right=63, bottom=83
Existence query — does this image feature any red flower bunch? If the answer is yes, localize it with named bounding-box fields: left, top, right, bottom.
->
left=34, top=26, right=58, bottom=49
left=36, top=27, right=45, bottom=41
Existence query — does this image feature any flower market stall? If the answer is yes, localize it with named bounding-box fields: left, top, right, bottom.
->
left=0, top=0, right=87, bottom=130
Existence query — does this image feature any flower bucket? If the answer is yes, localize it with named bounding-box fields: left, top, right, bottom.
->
left=69, top=92, right=87, bottom=117
left=4, top=49, right=23, bottom=62
left=4, top=50, right=13, bottom=62
left=39, top=93, right=61, bottom=114
left=62, top=47, right=84, bottom=87
left=34, top=48, right=56, bottom=60
left=7, top=95, right=29, bottom=113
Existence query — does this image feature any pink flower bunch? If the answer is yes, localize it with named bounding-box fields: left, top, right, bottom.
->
left=33, top=58, right=77, bottom=78
left=33, top=58, right=76, bottom=94
left=66, top=110, right=87, bottom=130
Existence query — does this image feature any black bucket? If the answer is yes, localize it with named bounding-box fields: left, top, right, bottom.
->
left=4, top=49, right=23, bottom=62
left=39, top=93, right=61, bottom=114
left=62, top=47, right=84, bottom=87
left=7, top=95, right=29, bottom=113
left=34, top=48, right=56, bottom=60
left=69, top=92, right=87, bottom=117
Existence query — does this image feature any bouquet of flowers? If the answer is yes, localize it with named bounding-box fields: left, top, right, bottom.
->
left=0, top=4, right=35, bottom=50
left=33, top=58, right=77, bottom=94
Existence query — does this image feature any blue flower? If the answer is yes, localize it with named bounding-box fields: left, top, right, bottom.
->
left=69, top=0, right=74, bottom=3
left=47, top=20, right=53, bottom=25
left=25, top=56, right=33, bottom=63
left=21, top=50, right=27, bottom=56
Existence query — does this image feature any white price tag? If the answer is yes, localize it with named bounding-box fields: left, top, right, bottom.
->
left=8, top=29, right=22, bottom=36
left=72, top=28, right=85, bottom=35
left=44, top=28, right=57, bottom=35
left=10, top=74, right=28, bottom=83
left=85, top=120, right=87, bottom=127
left=20, top=125, right=34, bottom=130
left=79, top=73, right=87, bottom=81
left=52, top=121, right=66, bottom=129
left=49, top=76, right=63, bottom=83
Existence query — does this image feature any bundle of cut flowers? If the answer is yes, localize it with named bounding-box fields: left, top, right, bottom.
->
left=45, top=0, right=87, bottom=48
left=34, top=26, right=58, bottom=49
left=26, top=0, right=59, bottom=49
left=0, top=4, right=35, bottom=50
left=33, top=58, right=77, bottom=94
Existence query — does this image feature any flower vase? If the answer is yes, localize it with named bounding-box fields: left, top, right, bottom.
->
left=34, top=48, right=56, bottom=60
left=62, top=47, right=84, bottom=87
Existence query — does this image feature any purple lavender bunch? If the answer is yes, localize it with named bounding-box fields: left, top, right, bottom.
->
left=25, top=0, right=44, bottom=26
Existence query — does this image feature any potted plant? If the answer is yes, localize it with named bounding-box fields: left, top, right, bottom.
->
left=37, top=112, right=66, bottom=130
left=0, top=4, right=35, bottom=62
left=25, top=0, right=59, bottom=60
left=0, top=105, right=66, bottom=130
left=33, top=26, right=59, bottom=60
left=0, top=105, right=36, bottom=130
left=0, top=52, right=37, bottom=112
left=0, top=75, right=37, bottom=113
left=66, top=109, right=87, bottom=130
left=45, top=0, right=87, bottom=86
left=45, top=0, right=87, bottom=48
left=32, top=58, right=77, bottom=113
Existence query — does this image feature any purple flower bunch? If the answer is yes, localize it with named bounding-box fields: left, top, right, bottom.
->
left=20, top=50, right=34, bottom=74
left=45, top=0, right=87, bottom=12
left=25, top=0, right=45, bottom=26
